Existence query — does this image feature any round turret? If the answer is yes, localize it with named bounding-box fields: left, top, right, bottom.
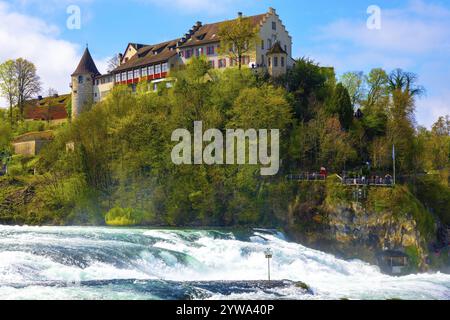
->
left=71, top=48, right=100, bottom=119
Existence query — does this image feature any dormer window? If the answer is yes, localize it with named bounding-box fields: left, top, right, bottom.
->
left=196, top=33, right=206, bottom=41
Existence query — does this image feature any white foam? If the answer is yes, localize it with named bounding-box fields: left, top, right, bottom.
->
left=0, top=226, right=449, bottom=300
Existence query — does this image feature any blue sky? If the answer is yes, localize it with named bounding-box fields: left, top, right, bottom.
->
left=1, top=0, right=449, bottom=127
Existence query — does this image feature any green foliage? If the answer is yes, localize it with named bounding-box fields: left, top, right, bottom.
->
left=327, top=83, right=353, bottom=130
left=282, top=58, right=333, bottom=121
left=105, top=207, right=151, bottom=226
left=405, top=245, right=420, bottom=272
left=413, top=175, right=450, bottom=225
left=0, top=118, right=12, bottom=155
left=325, top=175, right=351, bottom=206
left=340, top=71, right=365, bottom=107
left=218, top=16, right=259, bottom=69
left=367, top=186, right=435, bottom=238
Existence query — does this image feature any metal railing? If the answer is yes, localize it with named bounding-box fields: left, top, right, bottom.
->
left=286, top=173, right=327, bottom=182
left=342, top=177, right=394, bottom=187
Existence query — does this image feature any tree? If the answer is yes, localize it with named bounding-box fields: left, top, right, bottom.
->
left=0, top=60, right=17, bottom=125
left=229, top=84, right=293, bottom=131
left=48, top=88, right=58, bottom=97
left=328, top=83, right=354, bottom=130
left=218, top=16, right=258, bottom=70
left=15, top=58, right=42, bottom=118
left=388, top=69, right=425, bottom=98
left=107, top=54, right=121, bottom=73
left=365, top=68, right=389, bottom=110
left=283, top=58, right=329, bottom=121
left=0, top=117, right=12, bottom=156
left=341, top=71, right=365, bottom=108
left=429, top=116, right=450, bottom=170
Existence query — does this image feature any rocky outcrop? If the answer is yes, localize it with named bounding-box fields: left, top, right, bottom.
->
left=285, top=183, right=432, bottom=273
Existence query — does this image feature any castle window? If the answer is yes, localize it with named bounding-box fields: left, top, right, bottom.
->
left=285, top=45, right=287, bottom=52
left=281, top=57, right=285, bottom=67
left=272, top=22, right=276, bottom=30
left=268, top=57, right=271, bottom=67
left=268, top=39, right=272, bottom=49
left=274, top=57, right=278, bottom=67
left=261, top=40, right=264, bottom=50
left=218, top=59, right=226, bottom=68
left=206, top=46, right=215, bottom=56
left=78, top=75, right=83, bottom=84
left=261, top=55, right=265, bottom=66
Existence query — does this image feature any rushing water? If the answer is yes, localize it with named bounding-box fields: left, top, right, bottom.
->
left=0, top=225, right=449, bottom=300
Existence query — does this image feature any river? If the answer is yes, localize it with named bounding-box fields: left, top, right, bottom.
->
left=0, top=225, right=449, bottom=300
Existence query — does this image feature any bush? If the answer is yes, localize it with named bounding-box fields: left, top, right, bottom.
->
left=413, top=175, right=450, bottom=225
left=7, top=164, right=25, bottom=177
left=105, top=207, right=151, bottom=226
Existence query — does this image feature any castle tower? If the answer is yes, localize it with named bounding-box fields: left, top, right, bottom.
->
left=71, top=47, right=100, bottom=119
left=267, top=42, right=288, bottom=78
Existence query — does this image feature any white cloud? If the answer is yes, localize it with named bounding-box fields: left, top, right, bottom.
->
left=0, top=0, right=108, bottom=107
left=305, top=0, right=450, bottom=128
left=416, top=93, right=450, bottom=128
left=0, top=1, right=90, bottom=107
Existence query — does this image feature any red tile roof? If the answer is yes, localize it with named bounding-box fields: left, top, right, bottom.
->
left=113, top=39, right=180, bottom=73
left=179, top=14, right=267, bottom=48
left=24, top=94, right=69, bottom=121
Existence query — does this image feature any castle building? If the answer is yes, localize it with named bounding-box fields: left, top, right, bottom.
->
left=70, top=47, right=101, bottom=119
left=70, top=8, right=294, bottom=119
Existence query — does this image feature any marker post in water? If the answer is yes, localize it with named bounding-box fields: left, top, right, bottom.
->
left=265, top=248, right=273, bottom=281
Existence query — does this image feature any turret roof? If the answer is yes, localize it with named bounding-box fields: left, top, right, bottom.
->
left=72, top=48, right=101, bottom=77
left=267, top=41, right=287, bottom=55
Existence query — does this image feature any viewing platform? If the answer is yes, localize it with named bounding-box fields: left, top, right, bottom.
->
left=287, top=173, right=394, bottom=188
left=341, top=176, right=394, bottom=187
left=286, top=173, right=326, bottom=182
